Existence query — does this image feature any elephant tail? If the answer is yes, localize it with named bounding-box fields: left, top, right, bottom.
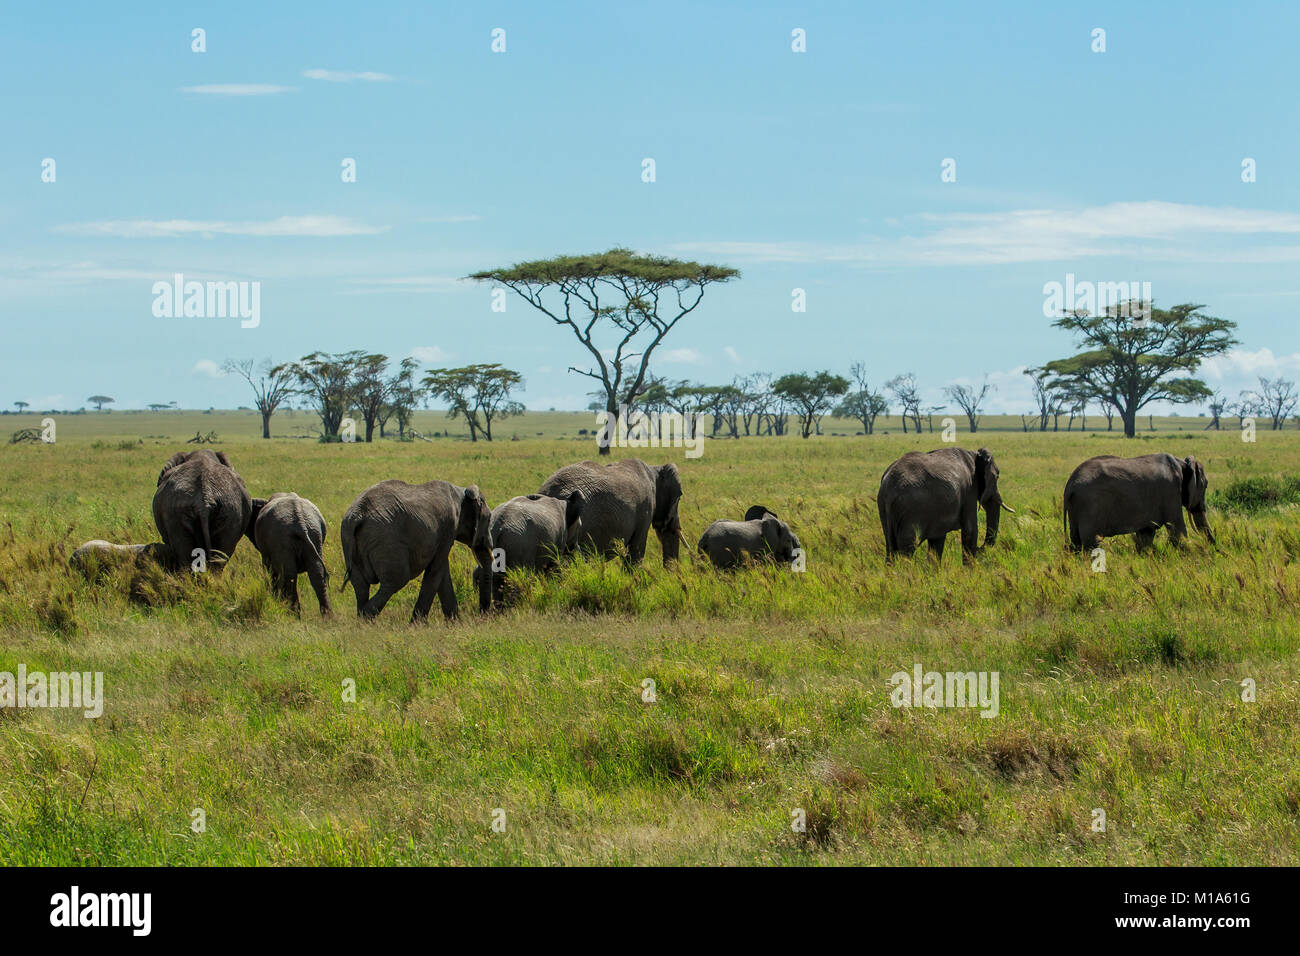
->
left=339, top=518, right=357, bottom=592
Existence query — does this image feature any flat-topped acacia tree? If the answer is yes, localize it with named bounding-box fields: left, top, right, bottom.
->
left=469, top=249, right=738, bottom=454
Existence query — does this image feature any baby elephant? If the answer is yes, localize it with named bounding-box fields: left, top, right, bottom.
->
left=697, top=505, right=801, bottom=569
left=475, top=492, right=584, bottom=606
left=247, top=493, right=331, bottom=615
left=70, top=540, right=168, bottom=577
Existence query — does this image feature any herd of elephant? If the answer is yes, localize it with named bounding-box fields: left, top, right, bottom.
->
left=68, top=445, right=1217, bottom=621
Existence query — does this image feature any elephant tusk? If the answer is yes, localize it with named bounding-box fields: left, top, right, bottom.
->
left=1001, top=502, right=1017, bottom=514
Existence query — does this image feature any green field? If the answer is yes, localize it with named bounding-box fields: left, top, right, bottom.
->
left=1, top=410, right=1297, bottom=864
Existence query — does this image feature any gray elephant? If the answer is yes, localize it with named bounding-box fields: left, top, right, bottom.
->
left=246, top=493, right=331, bottom=615
left=878, top=447, right=1013, bottom=563
left=697, top=505, right=801, bottom=569
left=1064, top=453, right=1215, bottom=552
left=340, top=479, right=492, bottom=621
left=538, top=458, right=685, bottom=566
left=473, top=492, right=584, bottom=606
left=69, top=540, right=167, bottom=577
left=152, top=450, right=253, bottom=572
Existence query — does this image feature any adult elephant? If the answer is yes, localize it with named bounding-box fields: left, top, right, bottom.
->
left=878, top=447, right=1012, bottom=564
left=474, top=491, right=584, bottom=606
left=537, top=458, right=684, bottom=566
left=340, top=479, right=492, bottom=621
left=152, top=450, right=253, bottom=572
left=1064, top=453, right=1214, bottom=552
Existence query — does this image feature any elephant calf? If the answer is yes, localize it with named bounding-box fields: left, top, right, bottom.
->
left=1064, top=453, right=1215, bottom=552
left=341, top=479, right=492, bottom=621
left=878, top=447, right=1013, bottom=564
left=70, top=540, right=167, bottom=577
left=697, top=505, right=801, bottom=569
left=247, top=493, right=331, bottom=615
left=474, top=492, right=584, bottom=606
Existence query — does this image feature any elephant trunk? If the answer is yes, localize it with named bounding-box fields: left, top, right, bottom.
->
left=982, top=495, right=1002, bottom=548
left=1190, top=507, right=1216, bottom=545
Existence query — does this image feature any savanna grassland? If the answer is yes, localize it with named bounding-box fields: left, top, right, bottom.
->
left=1, top=409, right=1298, bottom=865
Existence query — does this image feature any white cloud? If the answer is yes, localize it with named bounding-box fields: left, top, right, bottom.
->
left=674, top=202, right=1300, bottom=267
left=659, top=348, right=704, bottom=364
left=55, top=215, right=387, bottom=239
left=193, top=359, right=224, bottom=378
left=410, top=346, right=450, bottom=364
left=179, top=84, right=297, bottom=96
left=724, top=346, right=741, bottom=363
left=302, top=69, right=394, bottom=83
left=1199, top=348, right=1300, bottom=383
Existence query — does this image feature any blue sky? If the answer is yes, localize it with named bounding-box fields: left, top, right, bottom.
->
left=3, top=0, right=1299, bottom=413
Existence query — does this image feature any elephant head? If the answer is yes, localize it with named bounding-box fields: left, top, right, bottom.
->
left=651, top=463, right=683, bottom=565
left=973, top=448, right=1008, bottom=547
left=456, top=485, right=494, bottom=610
left=759, top=513, right=801, bottom=562
left=245, top=497, right=269, bottom=543
left=1181, top=456, right=1215, bottom=544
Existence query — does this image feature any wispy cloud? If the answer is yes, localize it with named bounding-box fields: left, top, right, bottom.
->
left=192, top=359, right=224, bottom=378
left=302, top=69, right=394, bottom=83
left=410, top=346, right=451, bottom=364
left=179, top=84, right=298, bottom=96
left=660, top=348, right=704, bottom=364
left=675, top=202, right=1300, bottom=267
left=345, top=276, right=462, bottom=294
left=55, top=215, right=388, bottom=239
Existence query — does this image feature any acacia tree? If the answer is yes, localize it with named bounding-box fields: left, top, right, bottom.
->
left=423, top=364, right=524, bottom=441
left=835, top=363, right=889, bottom=434
left=469, top=249, right=738, bottom=454
left=14, top=401, right=29, bottom=413
left=88, top=395, right=115, bottom=411
left=385, top=358, right=423, bottom=439
left=772, top=371, right=849, bottom=439
left=1044, top=303, right=1237, bottom=438
left=350, top=354, right=393, bottom=443
left=223, top=358, right=295, bottom=438
left=944, top=379, right=995, bottom=434
left=1204, top=390, right=1226, bottom=430
left=286, top=351, right=361, bottom=440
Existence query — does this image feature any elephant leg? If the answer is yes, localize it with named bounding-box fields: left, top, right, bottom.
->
left=436, top=562, right=459, bottom=619
left=1067, top=511, right=1082, bottom=552
left=284, top=574, right=301, bottom=615
left=1168, top=513, right=1188, bottom=547
left=626, top=526, right=649, bottom=566
left=352, top=573, right=371, bottom=615
left=412, top=559, right=449, bottom=622
left=927, top=536, right=946, bottom=562
left=880, top=509, right=894, bottom=564
left=360, top=582, right=400, bottom=619
left=961, top=512, right=979, bottom=563
left=1134, top=528, right=1156, bottom=553
left=307, top=558, right=331, bottom=615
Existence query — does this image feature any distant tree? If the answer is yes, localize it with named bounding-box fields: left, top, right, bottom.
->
left=667, top=382, right=712, bottom=439
left=385, top=358, right=423, bottom=439
left=349, top=353, right=394, bottom=443
left=1246, top=377, right=1299, bottom=430
left=223, top=358, right=296, bottom=439
left=1204, top=390, right=1226, bottom=430
left=1025, top=368, right=1053, bottom=431
left=1044, top=302, right=1237, bottom=438
left=87, top=395, right=114, bottom=411
left=469, top=249, right=738, bottom=454
left=285, top=351, right=361, bottom=440
left=944, top=379, right=995, bottom=434
left=13, top=401, right=28, bottom=413
left=772, top=371, right=849, bottom=439
left=885, top=374, right=922, bottom=433
left=836, top=363, right=889, bottom=435
left=423, top=364, right=524, bottom=441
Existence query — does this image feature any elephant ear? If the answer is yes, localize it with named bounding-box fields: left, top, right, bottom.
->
left=653, top=464, right=683, bottom=529
left=215, top=451, right=235, bottom=469
left=462, top=486, right=492, bottom=551
left=157, top=451, right=193, bottom=486
left=246, top=498, right=268, bottom=541
left=565, top=490, right=584, bottom=532
left=1182, top=456, right=1203, bottom=507
left=744, top=505, right=777, bottom=522
left=974, top=448, right=992, bottom=500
